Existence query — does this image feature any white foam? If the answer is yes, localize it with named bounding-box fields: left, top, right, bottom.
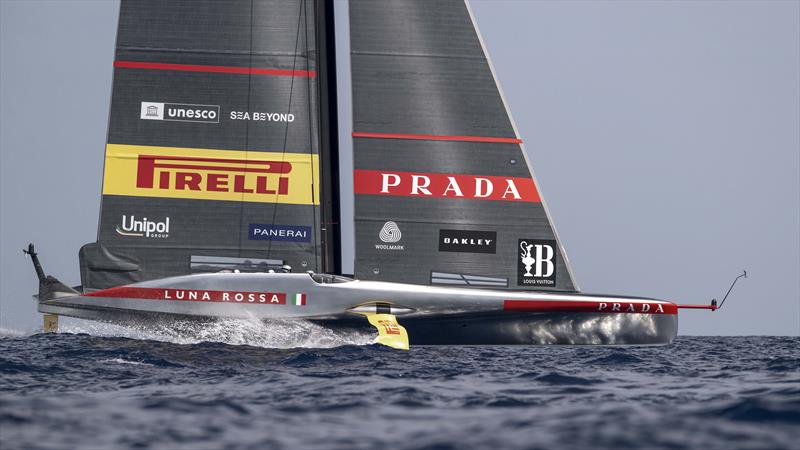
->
left=59, top=317, right=373, bottom=349
left=102, top=358, right=153, bottom=366
left=0, top=326, right=32, bottom=337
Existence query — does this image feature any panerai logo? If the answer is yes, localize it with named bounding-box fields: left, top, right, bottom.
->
left=439, top=230, right=497, bottom=254
left=376, top=221, right=404, bottom=251
left=140, top=102, right=220, bottom=123
left=248, top=224, right=311, bottom=242
left=116, top=215, right=170, bottom=238
left=517, top=239, right=557, bottom=286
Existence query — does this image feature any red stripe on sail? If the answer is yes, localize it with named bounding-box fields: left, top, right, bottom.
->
left=352, top=131, right=521, bottom=144
left=114, top=61, right=316, bottom=78
left=503, top=300, right=678, bottom=315
left=353, top=170, right=540, bottom=202
left=84, top=286, right=287, bottom=305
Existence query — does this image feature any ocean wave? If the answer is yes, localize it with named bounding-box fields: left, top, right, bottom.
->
left=0, top=335, right=797, bottom=449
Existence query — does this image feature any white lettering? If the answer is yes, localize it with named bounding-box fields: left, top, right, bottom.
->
left=380, top=174, right=401, bottom=193
left=502, top=180, right=522, bottom=199
left=534, top=245, right=555, bottom=277
left=410, top=175, right=432, bottom=195
left=442, top=177, right=464, bottom=197
left=475, top=178, right=493, bottom=197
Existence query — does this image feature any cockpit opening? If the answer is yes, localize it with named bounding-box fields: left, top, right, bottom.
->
left=309, top=273, right=354, bottom=284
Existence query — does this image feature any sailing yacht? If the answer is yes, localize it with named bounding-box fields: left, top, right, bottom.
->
left=27, top=0, right=723, bottom=348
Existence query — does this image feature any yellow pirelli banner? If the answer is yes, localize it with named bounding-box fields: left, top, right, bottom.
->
left=102, top=144, right=319, bottom=205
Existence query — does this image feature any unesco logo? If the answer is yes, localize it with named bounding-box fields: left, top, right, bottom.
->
left=140, top=101, right=220, bottom=123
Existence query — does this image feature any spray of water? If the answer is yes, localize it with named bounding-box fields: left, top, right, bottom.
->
left=0, top=327, right=30, bottom=338
left=58, top=316, right=374, bottom=348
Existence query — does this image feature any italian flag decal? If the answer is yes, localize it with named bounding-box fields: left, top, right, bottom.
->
left=292, top=293, right=307, bottom=306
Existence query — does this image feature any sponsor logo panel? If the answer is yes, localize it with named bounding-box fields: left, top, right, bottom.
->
left=517, top=239, right=557, bottom=287
left=248, top=224, right=312, bottom=242
left=85, top=287, right=310, bottom=306
left=140, top=102, right=220, bottom=123
left=438, top=230, right=497, bottom=254
left=353, top=170, right=540, bottom=202
left=115, top=215, right=170, bottom=238
left=102, top=144, right=319, bottom=205
left=139, top=101, right=298, bottom=124
left=503, top=300, right=674, bottom=314
left=230, top=111, right=295, bottom=122
left=375, top=221, right=404, bottom=251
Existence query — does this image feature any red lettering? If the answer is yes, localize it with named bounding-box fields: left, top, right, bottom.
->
left=256, top=176, right=276, bottom=194
left=233, top=174, right=253, bottom=193
left=207, top=173, right=228, bottom=192
left=135, top=155, right=295, bottom=195
left=159, top=171, right=170, bottom=189
left=175, top=172, right=201, bottom=190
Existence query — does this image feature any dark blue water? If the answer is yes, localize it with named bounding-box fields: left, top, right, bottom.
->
left=1, top=322, right=797, bottom=450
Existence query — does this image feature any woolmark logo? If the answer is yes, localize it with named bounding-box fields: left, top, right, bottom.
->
left=379, top=221, right=402, bottom=243
left=248, top=224, right=311, bottom=242
left=140, top=102, right=220, bottom=123
left=116, top=215, right=170, bottom=238
left=376, top=221, right=403, bottom=251
left=517, top=239, right=557, bottom=287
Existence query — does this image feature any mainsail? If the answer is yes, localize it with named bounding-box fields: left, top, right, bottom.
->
left=81, top=0, right=338, bottom=289
left=349, top=0, right=578, bottom=291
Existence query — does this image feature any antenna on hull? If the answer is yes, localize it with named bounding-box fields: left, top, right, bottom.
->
left=712, top=270, right=747, bottom=310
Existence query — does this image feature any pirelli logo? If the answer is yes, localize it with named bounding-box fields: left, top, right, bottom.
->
left=102, top=144, right=319, bottom=205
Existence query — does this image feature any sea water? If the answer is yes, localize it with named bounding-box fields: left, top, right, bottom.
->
left=0, top=319, right=797, bottom=450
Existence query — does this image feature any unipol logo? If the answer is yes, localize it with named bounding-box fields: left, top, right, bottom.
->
left=376, top=221, right=404, bottom=251
left=115, top=215, right=170, bottom=239
left=517, top=239, right=557, bottom=287
left=353, top=170, right=541, bottom=203
left=140, top=102, right=220, bottom=123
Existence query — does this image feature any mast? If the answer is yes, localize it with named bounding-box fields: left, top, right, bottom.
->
left=315, top=0, right=341, bottom=274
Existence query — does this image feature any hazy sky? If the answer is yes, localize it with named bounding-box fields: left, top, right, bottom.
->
left=1, top=0, right=798, bottom=335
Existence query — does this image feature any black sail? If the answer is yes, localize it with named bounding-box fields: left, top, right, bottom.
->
left=81, top=0, right=333, bottom=289
left=349, top=0, right=578, bottom=291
